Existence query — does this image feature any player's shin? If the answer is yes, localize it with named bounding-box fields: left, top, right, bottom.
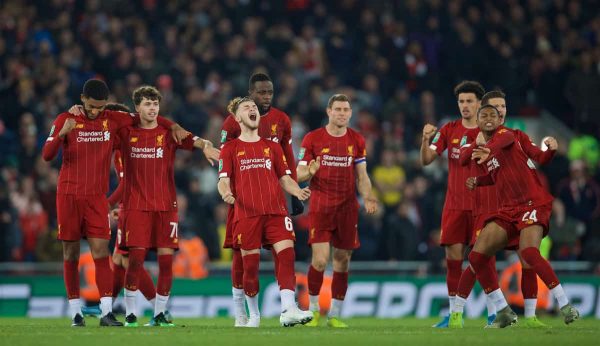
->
left=276, top=247, right=297, bottom=312
left=64, top=260, right=81, bottom=319
left=156, top=254, right=174, bottom=316
left=93, top=256, right=114, bottom=317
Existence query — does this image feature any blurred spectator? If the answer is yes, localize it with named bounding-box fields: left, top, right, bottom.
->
left=557, top=160, right=600, bottom=237
left=372, top=149, right=405, bottom=213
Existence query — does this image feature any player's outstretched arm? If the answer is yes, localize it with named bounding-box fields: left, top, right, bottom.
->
left=192, top=138, right=220, bottom=166
left=420, top=124, right=438, bottom=166
left=356, top=163, right=378, bottom=214
left=218, top=178, right=235, bottom=204
left=296, top=156, right=320, bottom=183
left=279, top=175, right=311, bottom=201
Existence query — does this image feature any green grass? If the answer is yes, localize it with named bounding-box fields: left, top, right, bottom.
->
left=1, top=317, right=599, bottom=346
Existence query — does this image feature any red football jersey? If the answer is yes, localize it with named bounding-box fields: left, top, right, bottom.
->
left=460, top=126, right=555, bottom=215
left=298, top=127, right=366, bottom=213
left=118, top=125, right=195, bottom=211
left=429, top=119, right=477, bottom=211
left=473, top=128, right=554, bottom=208
left=218, top=138, right=291, bottom=221
left=42, top=110, right=140, bottom=195
left=221, top=106, right=296, bottom=180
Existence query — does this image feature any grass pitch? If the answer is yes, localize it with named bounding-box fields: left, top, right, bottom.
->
left=1, top=317, right=598, bottom=346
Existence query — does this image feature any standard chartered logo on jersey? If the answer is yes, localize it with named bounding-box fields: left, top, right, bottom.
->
left=130, top=147, right=163, bottom=159
left=240, top=158, right=271, bottom=171
left=76, top=131, right=111, bottom=142
left=321, top=154, right=353, bottom=167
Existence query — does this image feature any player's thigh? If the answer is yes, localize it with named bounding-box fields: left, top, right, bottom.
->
left=308, top=212, right=334, bottom=245
left=155, top=211, right=179, bottom=250
left=83, top=195, right=111, bottom=240
left=56, top=194, right=84, bottom=241
left=233, top=216, right=263, bottom=251
left=331, top=209, right=360, bottom=250
left=440, top=209, right=473, bottom=247
left=223, top=205, right=236, bottom=249
left=264, top=215, right=295, bottom=250
left=518, top=225, right=544, bottom=250
left=123, top=210, right=153, bottom=248
left=472, top=221, right=509, bottom=256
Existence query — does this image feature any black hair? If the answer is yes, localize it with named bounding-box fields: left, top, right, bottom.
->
left=454, top=80, right=485, bottom=100
left=82, top=79, right=109, bottom=100
left=477, top=104, right=500, bottom=117
left=249, top=73, right=272, bottom=89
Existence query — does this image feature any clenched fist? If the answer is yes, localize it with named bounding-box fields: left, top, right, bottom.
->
left=59, top=118, right=77, bottom=138
left=422, top=124, right=438, bottom=142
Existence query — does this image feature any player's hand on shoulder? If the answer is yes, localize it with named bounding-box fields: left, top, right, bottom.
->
left=222, top=192, right=235, bottom=205
left=68, top=105, right=85, bottom=116
left=466, top=177, right=477, bottom=190
left=422, top=124, right=437, bottom=141
left=59, top=118, right=77, bottom=137
left=296, top=187, right=311, bottom=201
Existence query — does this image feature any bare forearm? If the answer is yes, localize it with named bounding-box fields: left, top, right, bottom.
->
left=357, top=174, right=374, bottom=200
left=420, top=141, right=436, bottom=166
left=218, top=179, right=232, bottom=197
left=296, top=165, right=312, bottom=183
left=280, top=176, right=301, bottom=196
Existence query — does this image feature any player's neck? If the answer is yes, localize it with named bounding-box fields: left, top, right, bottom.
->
left=139, top=119, right=158, bottom=129
left=325, top=123, right=347, bottom=137
left=483, top=130, right=494, bottom=141
left=259, top=106, right=271, bottom=116
left=239, top=128, right=260, bottom=142
left=462, top=117, right=477, bottom=129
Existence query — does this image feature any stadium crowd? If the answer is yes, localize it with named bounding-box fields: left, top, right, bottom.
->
left=1, top=0, right=600, bottom=269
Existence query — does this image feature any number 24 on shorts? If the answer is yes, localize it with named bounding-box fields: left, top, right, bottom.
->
left=522, top=210, right=538, bottom=224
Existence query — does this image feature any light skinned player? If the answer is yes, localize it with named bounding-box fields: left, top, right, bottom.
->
left=218, top=97, right=313, bottom=328
left=297, top=94, right=378, bottom=328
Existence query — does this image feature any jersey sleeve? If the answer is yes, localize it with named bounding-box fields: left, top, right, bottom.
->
left=218, top=143, right=234, bottom=179
left=107, top=110, right=136, bottom=129
left=459, top=128, right=478, bottom=166
left=280, top=116, right=297, bottom=180
left=176, top=133, right=197, bottom=151
left=297, top=133, right=314, bottom=166
left=42, top=113, right=69, bottom=161
left=220, top=115, right=241, bottom=147
left=429, top=124, right=448, bottom=155
left=485, top=128, right=515, bottom=154
left=272, top=144, right=291, bottom=178
left=515, top=130, right=555, bottom=165
left=354, top=133, right=367, bottom=165
left=107, top=180, right=124, bottom=206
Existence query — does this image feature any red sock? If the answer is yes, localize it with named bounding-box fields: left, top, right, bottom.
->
left=276, top=247, right=296, bottom=291
left=271, top=247, right=280, bottom=281
left=446, top=259, right=462, bottom=297
left=242, top=253, right=260, bottom=297
left=457, top=266, right=477, bottom=299
left=63, top=260, right=80, bottom=299
left=112, top=263, right=126, bottom=298
left=93, top=256, right=114, bottom=297
left=332, top=271, right=349, bottom=300
left=231, top=249, right=244, bottom=289
left=521, top=267, right=538, bottom=299
left=139, top=269, right=156, bottom=301
left=521, top=247, right=560, bottom=289
left=157, top=254, right=174, bottom=296
left=468, top=251, right=499, bottom=293
left=125, top=248, right=146, bottom=291
left=308, top=265, right=324, bottom=296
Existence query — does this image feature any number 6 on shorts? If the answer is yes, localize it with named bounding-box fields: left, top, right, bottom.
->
left=284, top=217, right=293, bottom=231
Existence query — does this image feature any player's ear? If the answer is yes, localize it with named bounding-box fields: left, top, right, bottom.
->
left=80, top=94, right=86, bottom=104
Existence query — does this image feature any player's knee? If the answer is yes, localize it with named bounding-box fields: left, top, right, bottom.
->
left=311, top=257, right=328, bottom=271
left=332, top=251, right=351, bottom=271
left=62, top=242, right=80, bottom=261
